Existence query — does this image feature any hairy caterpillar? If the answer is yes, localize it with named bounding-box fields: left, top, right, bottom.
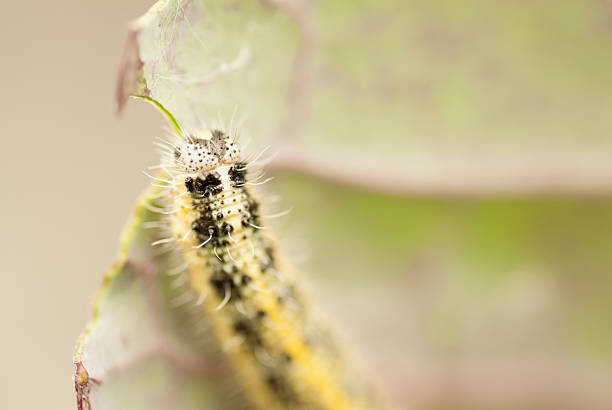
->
left=144, top=99, right=381, bottom=410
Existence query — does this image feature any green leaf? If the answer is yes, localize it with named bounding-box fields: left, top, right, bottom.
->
left=117, top=0, right=612, bottom=162
left=79, top=0, right=612, bottom=408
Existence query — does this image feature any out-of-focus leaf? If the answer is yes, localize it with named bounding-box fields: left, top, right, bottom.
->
left=118, top=0, right=612, bottom=166
left=74, top=190, right=251, bottom=410
left=74, top=178, right=612, bottom=410
left=274, top=173, right=612, bottom=409
left=118, top=0, right=297, bottom=140
left=84, top=0, right=612, bottom=409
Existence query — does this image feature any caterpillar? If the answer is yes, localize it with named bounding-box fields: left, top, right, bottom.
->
left=144, top=99, right=381, bottom=410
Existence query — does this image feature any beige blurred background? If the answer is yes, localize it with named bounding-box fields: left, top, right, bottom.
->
left=0, top=1, right=165, bottom=408
left=2, top=1, right=612, bottom=410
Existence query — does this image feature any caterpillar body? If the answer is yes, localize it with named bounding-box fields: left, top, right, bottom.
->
left=150, top=124, right=380, bottom=410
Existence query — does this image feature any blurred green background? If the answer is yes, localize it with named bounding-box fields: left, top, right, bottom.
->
left=275, top=174, right=612, bottom=409
left=2, top=0, right=612, bottom=409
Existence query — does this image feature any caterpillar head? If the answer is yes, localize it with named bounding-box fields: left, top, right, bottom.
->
left=172, top=129, right=241, bottom=173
